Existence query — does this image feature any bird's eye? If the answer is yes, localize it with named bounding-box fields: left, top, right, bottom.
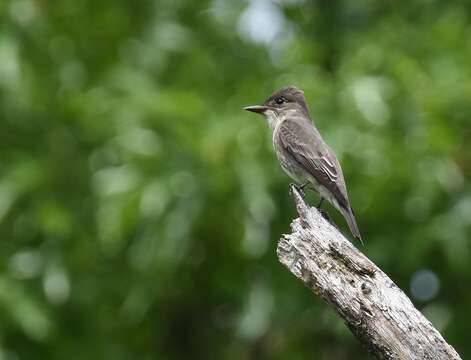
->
left=275, top=97, right=286, bottom=105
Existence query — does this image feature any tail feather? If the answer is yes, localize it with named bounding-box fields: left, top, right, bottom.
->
left=340, top=206, right=363, bottom=245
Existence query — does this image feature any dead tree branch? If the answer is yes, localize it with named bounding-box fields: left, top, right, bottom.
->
left=277, top=186, right=461, bottom=360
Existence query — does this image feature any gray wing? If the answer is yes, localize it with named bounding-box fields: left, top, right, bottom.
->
left=278, top=118, right=349, bottom=209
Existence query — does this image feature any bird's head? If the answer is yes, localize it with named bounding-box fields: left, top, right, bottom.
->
left=244, top=85, right=309, bottom=128
left=244, top=85, right=307, bottom=116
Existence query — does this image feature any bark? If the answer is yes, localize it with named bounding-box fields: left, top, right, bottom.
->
left=276, top=186, right=461, bottom=360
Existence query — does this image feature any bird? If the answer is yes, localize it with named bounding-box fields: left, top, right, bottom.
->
left=244, top=85, right=362, bottom=244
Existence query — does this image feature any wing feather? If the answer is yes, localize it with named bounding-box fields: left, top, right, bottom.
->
left=278, top=118, right=348, bottom=208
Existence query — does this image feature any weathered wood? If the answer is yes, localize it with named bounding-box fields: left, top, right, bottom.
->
left=277, top=186, right=461, bottom=360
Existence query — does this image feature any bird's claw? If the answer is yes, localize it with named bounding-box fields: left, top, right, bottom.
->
left=317, top=208, right=339, bottom=230
left=289, top=183, right=306, bottom=198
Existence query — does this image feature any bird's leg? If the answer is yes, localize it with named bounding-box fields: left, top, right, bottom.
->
left=300, top=182, right=310, bottom=191
left=314, top=197, right=338, bottom=229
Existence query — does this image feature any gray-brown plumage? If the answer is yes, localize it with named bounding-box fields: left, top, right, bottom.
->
left=244, top=85, right=362, bottom=244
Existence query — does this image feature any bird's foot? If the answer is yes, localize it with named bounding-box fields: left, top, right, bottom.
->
left=289, top=183, right=306, bottom=198
left=317, top=208, right=339, bottom=230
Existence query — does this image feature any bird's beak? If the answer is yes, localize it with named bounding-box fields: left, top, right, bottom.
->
left=244, top=105, right=268, bottom=114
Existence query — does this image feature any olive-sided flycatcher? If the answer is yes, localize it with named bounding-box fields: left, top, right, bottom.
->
left=244, top=85, right=362, bottom=243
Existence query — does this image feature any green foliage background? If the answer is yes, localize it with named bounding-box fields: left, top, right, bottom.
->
left=0, top=0, right=470, bottom=359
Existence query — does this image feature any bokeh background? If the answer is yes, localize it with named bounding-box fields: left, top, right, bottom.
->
left=1, top=0, right=470, bottom=359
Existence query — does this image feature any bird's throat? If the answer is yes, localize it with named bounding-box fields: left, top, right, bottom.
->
left=265, top=110, right=280, bottom=131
